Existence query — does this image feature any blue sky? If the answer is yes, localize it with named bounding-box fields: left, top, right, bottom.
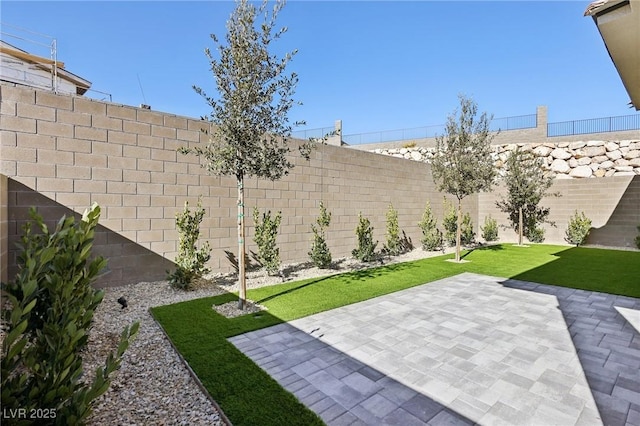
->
left=1, top=1, right=635, bottom=139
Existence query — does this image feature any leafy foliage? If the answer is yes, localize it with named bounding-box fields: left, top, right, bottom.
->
left=418, top=202, right=443, bottom=251
left=527, top=226, right=546, bottom=243
left=636, top=225, right=640, bottom=249
left=308, top=202, right=332, bottom=268
left=431, top=94, right=496, bottom=260
left=481, top=216, right=499, bottom=242
left=253, top=208, right=282, bottom=275
left=1, top=203, right=139, bottom=425
left=352, top=213, right=378, bottom=262
left=178, top=0, right=307, bottom=308
left=168, top=199, right=212, bottom=290
left=565, top=210, right=592, bottom=247
left=496, top=146, right=555, bottom=244
left=383, top=203, right=406, bottom=256
left=442, top=199, right=475, bottom=246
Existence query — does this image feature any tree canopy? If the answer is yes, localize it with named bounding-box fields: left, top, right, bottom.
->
left=180, top=0, right=303, bottom=309
left=431, top=94, right=497, bottom=261
left=496, top=146, right=555, bottom=244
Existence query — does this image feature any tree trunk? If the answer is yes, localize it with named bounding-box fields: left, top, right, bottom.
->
left=456, top=199, right=462, bottom=262
left=237, top=174, right=246, bottom=310
left=518, top=206, right=523, bottom=246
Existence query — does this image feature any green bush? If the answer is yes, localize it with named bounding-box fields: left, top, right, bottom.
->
left=443, top=200, right=475, bottom=246
left=1, top=203, right=139, bottom=425
left=253, top=207, right=282, bottom=275
left=527, top=226, right=546, bottom=243
left=309, top=202, right=332, bottom=268
left=167, top=199, right=212, bottom=290
left=352, top=212, right=378, bottom=262
left=565, top=210, right=592, bottom=247
left=636, top=225, right=640, bottom=249
left=481, top=216, right=499, bottom=242
left=383, top=203, right=404, bottom=256
left=418, top=202, right=443, bottom=251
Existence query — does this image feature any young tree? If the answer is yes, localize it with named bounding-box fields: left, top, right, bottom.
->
left=180, top=0, right=306, bottom=309
left=496, top=146, right=555, bottom=245
left=431, top=94, right=497, bottom=262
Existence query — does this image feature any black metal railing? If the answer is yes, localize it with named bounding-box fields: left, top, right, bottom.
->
left=489, top=114, right=537, bottom=132
left=547, top=114, right=640, bottom=137
left=291, top=126, right=335, bottom=140
left=342, top=113, right=537, bottom=145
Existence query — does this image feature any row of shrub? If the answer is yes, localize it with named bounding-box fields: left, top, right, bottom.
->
left=168, top=199, right=636, bottom=290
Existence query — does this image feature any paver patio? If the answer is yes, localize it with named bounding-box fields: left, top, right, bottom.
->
left=229, top=272, right=640, bottom=425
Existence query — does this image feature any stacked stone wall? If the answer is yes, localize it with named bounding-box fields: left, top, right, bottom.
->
left=371, top=140, right=640, bottom=179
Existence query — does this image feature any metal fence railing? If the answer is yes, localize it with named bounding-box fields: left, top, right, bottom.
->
left=547, top=114, right=640, bottom=137
left=291, top=126, right=335, bottom=140
left=342, top=112, right=537, bottom=145
left=489, top=114, right=537, bottom=132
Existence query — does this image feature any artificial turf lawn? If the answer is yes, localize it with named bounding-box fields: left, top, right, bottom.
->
left=150, top=244, right=640, bottom=425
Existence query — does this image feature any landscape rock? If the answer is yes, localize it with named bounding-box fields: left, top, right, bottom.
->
left=569, top=165, right=593, bottom=178
left=550, top=159, right=570, bottom=173
left=551, top=148, right=572, bottom=160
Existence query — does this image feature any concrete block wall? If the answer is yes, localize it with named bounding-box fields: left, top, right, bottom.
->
left=1, top=83, right=468, bottom=287
left=1, top=84, right=638, bottom=287
left=477, top=176, right=640, bottom=248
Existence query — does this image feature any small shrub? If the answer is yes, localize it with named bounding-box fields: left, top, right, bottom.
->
left=383, top=203, right=405, bottom=256
left=418, top=202, right=443, bottom=251
left=481, top=215, right=499, bottom=242
left=1, top=203, right=139, bottom=425
left=527, top=226, right=546, bottom=243
left=253, top=207, right=282, bottom=274
left=309, top=202, right=332, bottom=268
left=167, top=199, right=212, bottom=290
left=565, top=210, right=592, bottom=247
left=402, top=141, right=417, bottom=148
left=352, top=212, right=378, bottom=262
left=636, top=225, right=640, bottom=249
left=443, top=199, right=475, bottom=246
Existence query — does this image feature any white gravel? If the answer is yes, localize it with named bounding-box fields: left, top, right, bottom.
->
left=84, top=247, right=454, bottom=425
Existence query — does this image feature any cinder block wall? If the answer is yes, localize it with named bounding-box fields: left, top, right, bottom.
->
left=477, top=176, right=640, bottom=248
left=1, top=84, right=638, bottom=287
left=1, top=83, right=471, bottom=287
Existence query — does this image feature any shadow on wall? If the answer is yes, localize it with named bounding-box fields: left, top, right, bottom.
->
left=7, top=179, right=174, bottom=288
left=588, top=175, right=640, bottom=248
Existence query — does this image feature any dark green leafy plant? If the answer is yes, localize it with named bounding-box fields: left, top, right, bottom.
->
left=253, top=208, right=282, bottom=275
left=383, top=203, right=405, bottom=256
left=168, top=199, right=212, bottom=290
left=496, top=146, right=556, bottom=245
left=443, top=199, right=475, bottom=246
left=430, top=94, right=497, bottom=261
left=565, top=210, right=592, bottom=247
left=1, top=203, right=139, bottom=425
left=309, top=202, right=332, bottom=268
left=418, top=202, right=443, bottom=251
left=527, top=226, right=546, bottom=243
left=636, top=225, right=640, bottom=249
left=352, top=212, right=377, bottom=262
left=481, top=215, right=499, bottom=242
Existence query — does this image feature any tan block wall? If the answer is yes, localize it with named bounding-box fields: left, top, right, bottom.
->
left=478, top=176, right=640, bottom=248
left=1, top=84, right=638, bottom=288
left=1, top=84, right=464, bottom=287
left=0, top=174, right=7, bottom=282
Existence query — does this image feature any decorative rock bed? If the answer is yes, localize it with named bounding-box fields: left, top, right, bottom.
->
left=371, top=140, right=640, bottom=178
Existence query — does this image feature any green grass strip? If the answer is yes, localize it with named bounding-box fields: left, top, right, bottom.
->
left=151, top=244, right=640, bottom=425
